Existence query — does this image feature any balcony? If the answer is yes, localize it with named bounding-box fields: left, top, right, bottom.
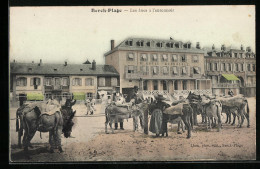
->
left=52, top=85, right=62, bottom=90
left=212, top=83, right=240, bottom=89
left=245, top=83, right=256, bottom=88
left=125, top=71, right=201, bottom=80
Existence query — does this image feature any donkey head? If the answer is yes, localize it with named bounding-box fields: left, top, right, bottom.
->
left=62, top=110, right=76, bottom=138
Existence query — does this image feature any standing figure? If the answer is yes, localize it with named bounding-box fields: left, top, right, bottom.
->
left=149, top=94, right=169, bottom=137
left=228, top=89, right=234, bottom=97
left=85, top=99, right=94, bottom=115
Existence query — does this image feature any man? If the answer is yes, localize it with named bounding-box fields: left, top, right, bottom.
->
left=149, top=94, right=170, bottom=137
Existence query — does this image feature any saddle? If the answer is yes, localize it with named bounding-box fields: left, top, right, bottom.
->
left=164, top=103, right=184, bottom=115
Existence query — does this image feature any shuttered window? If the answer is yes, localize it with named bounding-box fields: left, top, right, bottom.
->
left=141, top=54, right=147, bottom=61
left=182, top=67, right=187, bottom=75
left=45, top=78, right=52, bottom=86
left=193, top=67, right=200, bottom=74
left=86, top=78, right=94, bottom=86
left=73, top=78, right=82, bottom=86
left=172, top=55, right=178, bottom=62
left=163, top=67, right=168, bottom=74
left=172, top=67, right=178, bottom=75
left=152, top=54, right=158, bottom=61
left=30, top=77, right=41, bottom=86
left=128, top=53, right=134, bottom=61
left=62, top=78, right=69, bottom=86
left=111, top=78, right=117, bottom=86
left=99, top=77, right=105, bottom=87
left=153, top=67, right=158, bottom=75
left=16, top=77, right=27, bottom=86
left=162, top=54, right=168, bottom=61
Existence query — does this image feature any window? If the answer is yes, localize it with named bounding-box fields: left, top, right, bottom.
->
left=162, top=67, right=168, bottom=75
left=193, top=67, right=200, bottom=74
left=73, top=78, right=82, bottom=86
left=54, top=69, right=57, bottom=72
left=30, top=77, right=41, bottom=86
left=146, top=42, right=150, bottom=47
left=87, top=93, right=93, bottom=99
left=152, top=54, right=158, bottom=61
left=241, top=64, right=244, bottom=71
left=143, top=80, right=148, bottom=90
left=127, top=53, right=134, bottom=61
left=174, top=80, right=178, bottom=90
left=182, top=67, right=187, bottom=75
left=192, top=55, right=198, bottom=63
left=137, top=41, right=144, bottom=47
left=125, top=40, right=133, bottom=46
left=235, top=63, right=238, bottom=71
left=156, top=42, right=163, bottom=47
left=162, top=54, right=168, bottom=61
left=240, top=53, right=243, bottom=58
left=16, top=77, right=27, bottom=86
left=166, top=42, right=174, bottom=48
left=247, top=64, right=251, bottom=71
left=86, top=78, right=94, bottom=86
left=172, top=66, right=178, bottom=75
left=175, top=43, right=180, bottom=48
left=214, top=63, right=218, bottom=71
left=141, top=66, right=149, bottom=75
left=45, top=78, right=52, bottom=86
left=153, top=80, right=158, bottom=90
left=223, top=63, right=226, bottom=71
left=181, top=55, right=186, bottom=62
left=111, top=77, right=117, bottom=86
left=152, top=66, right=159, bottom=75
left=99, top=77, right=105, bottom=86
left=162, top=81, right=167, bottom=90
left=252, top=64, right=255, bottom=71
left=183, top=81, right=187, bottom=90
left=62, top=78, right=69, bottom=86
left=127, top=65, right=135, bottom=73
left=140, top=54, right=147, bottom=61
left=28, top=68, right=32, bottom=72
left=172, top=55, right=178, bottom=62
left=234, top=53, right=237, bottom=58
left=54, top=78, right=61, bottom=86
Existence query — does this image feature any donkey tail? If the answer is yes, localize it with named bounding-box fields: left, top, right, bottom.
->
left=246, top=100, right=249, bottom=114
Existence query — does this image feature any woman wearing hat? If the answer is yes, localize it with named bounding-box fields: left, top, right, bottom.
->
left=149, top=94, right=169, bottom=137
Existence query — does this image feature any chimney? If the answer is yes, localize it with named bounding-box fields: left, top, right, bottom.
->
left=111, top=40, right=115, bottom=50
left=196, top=42, right=200, bottom=49
left=38, top=59, right=42, bottom=66
left=64, top=61, right=67, bottom=66
left=221, top=44, right=226, bottom=51
left=13, top=59, right=15, bottom=63
left=212, top=44, right=215, bottom=50
left=241, top=44, right=244, bottom=50
left=170, top=37, right=173, bottom=40
left=32, top=61, right=34, bottom=63
left=246, top=46, right=251, bottom=52
left=92, top=60, right=96, bottom=70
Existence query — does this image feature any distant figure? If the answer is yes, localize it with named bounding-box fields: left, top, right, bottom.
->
left=85, top=99, right=94, bottom=115
left=228, top=89, right=234, bottom=97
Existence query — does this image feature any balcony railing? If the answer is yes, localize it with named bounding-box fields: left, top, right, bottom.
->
left=245, top=83, right=256, bottom=87
left=125, top=71, right=201, bottom=80
left=212, top=83, right=240, bottom=88
left=52, top=85, right=62, bottom=90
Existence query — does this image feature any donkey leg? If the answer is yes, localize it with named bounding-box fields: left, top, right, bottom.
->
left=55, top=127, right=63, bottom=153
left=244, top=112, right=250, bottom=128
left=105, top=122, right=108, bottom=134
left=177, top=121, right=182, bottom=134
left=49, top=131, right=55, bottom=153
left=231, top=113, right=236, bottom=125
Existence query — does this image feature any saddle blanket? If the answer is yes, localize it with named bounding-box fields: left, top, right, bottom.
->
left=22, top=102, right=61, bottom=116
left=164, top=103, right=184, bottom=115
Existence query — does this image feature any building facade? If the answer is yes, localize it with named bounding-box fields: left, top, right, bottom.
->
left=104, top=38, right=211, bottom=97
left=205, top=45, right=256, bottom=97
left=10, top=60, right=119, bottom=102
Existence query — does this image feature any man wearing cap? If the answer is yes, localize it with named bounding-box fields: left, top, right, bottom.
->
left=149, top=94, right=170, bottom=137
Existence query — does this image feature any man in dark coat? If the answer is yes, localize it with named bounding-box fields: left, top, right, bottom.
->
left=149, top=94, right=170, bottom=137
left=228, top=89, right=234, bottom=97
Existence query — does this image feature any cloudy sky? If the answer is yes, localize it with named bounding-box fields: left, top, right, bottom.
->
left=10, top=6, right=255, bottom=64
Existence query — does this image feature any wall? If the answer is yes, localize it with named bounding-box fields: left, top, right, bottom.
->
left=15, top=75, right=44, bottom=95
left=69, top=75, right=97, bottom=95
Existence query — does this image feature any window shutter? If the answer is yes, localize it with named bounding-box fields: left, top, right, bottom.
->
left=30, top=78, right=34, bottom=86
left=79, top=78, right=82, bottom=86
left=186, top=66, right=190, bottom=76
left=24, top=78, right=27, bottom=86
left=134, top=66, right=137, bottom=73
left=16, top=79, right=20, bottom=86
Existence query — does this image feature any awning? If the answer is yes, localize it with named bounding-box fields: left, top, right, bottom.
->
left=222, top=74, right=240, bottom=81
left=162, top=54, right=167, bottom=60
left=73, top=92, right=86, bottom=100
left=27, top=93, right=44, bottom=101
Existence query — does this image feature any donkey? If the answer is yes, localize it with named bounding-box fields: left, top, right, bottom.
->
left=16, top=99, right=76, bottom=153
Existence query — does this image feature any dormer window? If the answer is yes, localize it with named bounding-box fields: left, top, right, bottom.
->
left=80, top=69, right=83, bottom=71
left=54, top=69, right=57, bottom=72
left=146, top=41, right=150, bottom=47
left=137, top=40, right=144, bottom=47
left=181, top=55, right=186, bottom=62
left=175, top=43, right=180, bottom=48
left=156, top=42, right=163, bottom=48
left=125, top=39, right=133, bottom=46
left=234, top=53, right=237, bottom=58
left=166, top=42, right=174, bottom=48
left=28, top=68, right=32, bottom=72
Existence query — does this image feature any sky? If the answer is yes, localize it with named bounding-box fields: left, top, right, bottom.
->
left=9, top=6, right=255, bottom=65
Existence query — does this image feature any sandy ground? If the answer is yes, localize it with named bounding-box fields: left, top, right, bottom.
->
left=9, top=97, right=256, bottom=162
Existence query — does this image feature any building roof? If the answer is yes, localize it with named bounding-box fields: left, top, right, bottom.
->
left=104, top=37, right=205, bottom=56
left=10, top=62, right=119, bottom=76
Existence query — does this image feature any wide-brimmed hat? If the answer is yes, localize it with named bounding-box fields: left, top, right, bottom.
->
left=154, top=94, right=166, bottom=101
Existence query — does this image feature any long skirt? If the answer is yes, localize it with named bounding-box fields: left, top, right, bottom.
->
left=149, top=109, right=163, bottom=135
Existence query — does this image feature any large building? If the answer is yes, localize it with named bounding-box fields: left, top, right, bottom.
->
left=204, top=45, right=256, bottom=97
left=10, top=60, right=119, bottom=102
left=104, top=38, right=212, bottom=97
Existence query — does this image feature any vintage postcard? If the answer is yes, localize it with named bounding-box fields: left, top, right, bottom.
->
left=9, top=5, right=256, bottom=162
